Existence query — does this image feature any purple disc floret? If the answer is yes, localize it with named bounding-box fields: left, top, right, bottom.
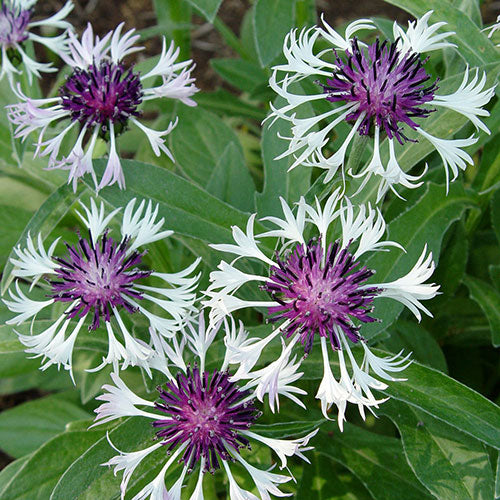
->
left=323, top=38, right=438, bottom=144
left=0, top=3, right=30, bottom=46
left=153, top=366, right=260, bottom=473
left=50, top=231, right=151, bottom=330
left=264, top=239, right=380, bottom=352
left=60, top=61, right=143, bottom=134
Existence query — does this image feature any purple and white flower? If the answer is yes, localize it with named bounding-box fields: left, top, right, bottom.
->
left=0, top=0, right=73, bottom=85
left=203, top=191, right=440, bottom=429
left=6, top=22, right=198, bottom=190
left=3, top=198, right=200, bottom=379
left=268, top=11, right=495, bottom=200
left=94, top=317, right=317, bottom=500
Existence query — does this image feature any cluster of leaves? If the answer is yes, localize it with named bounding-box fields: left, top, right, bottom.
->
left=0, top=0, right=499, bottom=499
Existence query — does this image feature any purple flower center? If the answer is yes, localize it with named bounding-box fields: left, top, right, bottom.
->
left=50, top=232, right=151, bottom=330
left=264, top=240, right=380, bottom=352
left=153, top=366, right=260, bottom=474
left=323, top=38, right=438, bottom=144
left=0, top=4, right=30, bottom=46
left=60, top=61, right=143, bottom=134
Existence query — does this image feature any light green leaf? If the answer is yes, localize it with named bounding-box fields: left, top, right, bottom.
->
left=464, top=275, right=500, bottom=347
left=206, top=142, right=256, bottom=212
left=1, top=429, right=106, bottom=500
left=382, top=400, right=495, bottom=500
left=169, top=105, right=247, bottom=187
left=0, top=456, right=31, bottom=498
left=0, top=392, right=91, bottom=458
left=1, top=183, right=84, bottom=295
left=211, top=58, right=268, bottom=93
left=84, top=160, right=263, bottom=251
left=185, top=0, right=222, bottom=21
left=253, top=0, right=295, bottom=67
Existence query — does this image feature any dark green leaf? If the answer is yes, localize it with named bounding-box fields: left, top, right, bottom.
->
left=464, top=275, right=500, bottom=347
left=363, top=182, right=476, bottom=339
left=385, top=320, right=447, bottom=372
left=316, top=424, right=433, bottom=500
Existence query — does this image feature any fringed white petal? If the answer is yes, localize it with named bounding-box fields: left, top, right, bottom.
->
left=432, top=68, right=495, bottom=134
left=372, top=245, right=440, bottom=321
left=4, top=282, right=54, bottom=325
left=121, top=198, right=173, bottom=252
left=76, top=199, right=121, bottom=243
left=93, top=371, right=157, bottom=426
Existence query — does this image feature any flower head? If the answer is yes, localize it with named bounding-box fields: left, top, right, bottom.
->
left=269, top=11, right=495, bottom=199
left=0, top=0, right=73, bottom=85
left=3, top=198, right=200, bottom=378
left=7, top=22, right=198, bottom=191
left=204, top=191, right=440, bottom=429
left=94, top=317, right=317, bottom=500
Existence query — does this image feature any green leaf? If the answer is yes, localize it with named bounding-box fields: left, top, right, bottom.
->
left=1, top=429, right=106, bottom=500
left=169, top=105, right=247, bottom=187
left=492, top=189, right=500, bottom=246
left=381, top=352, right=500, bottom=450
left=385, top=320, right=447, bottom=372
left=0, top=392, right=91, bottom=458
left=383, top=1, right=498, bottom=65
left=85, top=159, right=259, bottom=251
left=211, top=58, right=268, bottom=93
left=206, top=142, right=256, bottom=212
left=297, top=452, right=372, bottom=500
left=253, top=0, right=295, bottom=67
left=363, top=182, right=476, bottom=339
left=382, top=400, right=495, bottom=500
left=1, top=183, right=84, bottom=295
left=464, top=275, right=500, bottom=347
left=185, top=0, right=222, bottom=21
left=251, top=419, right=323, bottom=438
left=194, top=90, right=267, bottom=120
left=49, top=418, right=151, bottom=500
left=0, top=204, right=32, bottom=271
left=316, top=424, right=433, bottom=500
left=0, top=456, right=31, bottom=498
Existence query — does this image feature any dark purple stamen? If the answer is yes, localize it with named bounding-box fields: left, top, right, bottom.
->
left=60, top=61, right=143, bottom=134
left=263, top=240, right=380, bottom=352
left=153, top=366, right=260, bottom=474
left=0, top=4, right=31, bottom=46
left=322, top=38, right=438, bottom=144
left=50, top=231, right=151, bottom=330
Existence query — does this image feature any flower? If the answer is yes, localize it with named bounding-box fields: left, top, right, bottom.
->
left=6, top=22, right=198, bottom=191
left=3, top=198, right=200, bottom=379
left=0, top=0, right=73, bottom=85
left=203, top=191, right=440, bottom=429
left=93, top=316, right=317, bottom=500
left=268, top=11, right=495, bottom=200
